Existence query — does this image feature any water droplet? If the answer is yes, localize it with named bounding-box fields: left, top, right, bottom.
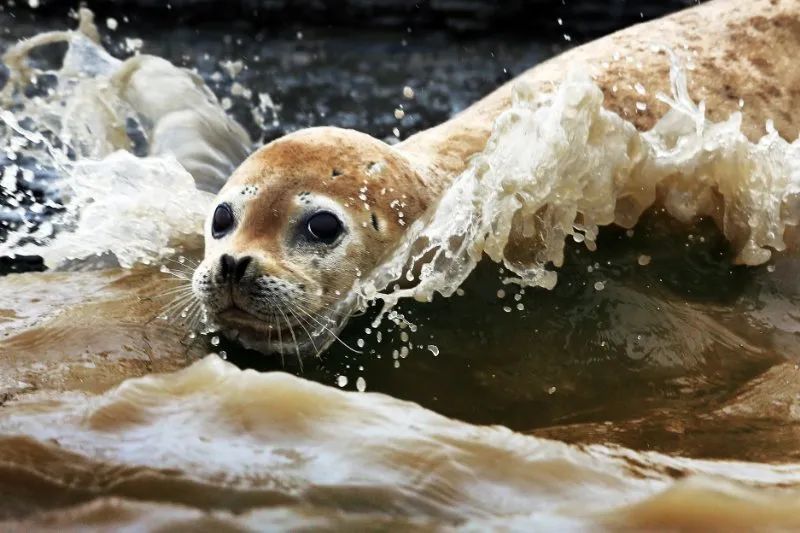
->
left=402, top=86, right=415, bottom=99
left=767, top=264, right=776, bottom=273
left=503, top=306, right=512, bottom=313
left=427, top=345, right=439, bottom=356
left=637, top=254, right=652, bottom=266
left=106, top=17, right=118, bottom=30
left=211, top=336, right=220, bottom=346
left=219, top=350, right=227, bottom=360
left=400, top=331, right=409, bottom=343
left=356, top=377, right=366, bottom=392
left=356, top=338, right=365, bottom=348
left=125, top=37, right=144, bottom=53
left=547, top=386, right=557, bottom=395
left=496, top=289, right=506, bottom=299
left=516, top=303, right=525, bottom=311
left=394, top=108, right=405, bottom=120
left=594, top=281, right=605, bottom=291
left=635, top=101, right=647, bottom=111
left=337, top=375, right=348, bottom=387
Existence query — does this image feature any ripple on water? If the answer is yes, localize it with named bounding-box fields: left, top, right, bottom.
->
left=0, top=355, right=799, bottom=528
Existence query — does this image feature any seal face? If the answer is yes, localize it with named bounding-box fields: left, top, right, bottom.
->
left=192, top=127, right=429, bottom=359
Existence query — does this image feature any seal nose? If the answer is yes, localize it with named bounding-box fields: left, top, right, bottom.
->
left=220, top=254, right=253, bottom=283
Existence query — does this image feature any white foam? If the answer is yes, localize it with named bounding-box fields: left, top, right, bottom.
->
left=0, top=9, right=250, bottom=268
left=357, top=59, right=800, bottom=315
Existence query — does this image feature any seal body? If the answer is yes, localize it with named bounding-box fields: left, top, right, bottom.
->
left=193, top=0, right=800, bottom=357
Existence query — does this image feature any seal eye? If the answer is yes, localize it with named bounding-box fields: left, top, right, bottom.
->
left=211, top=203, right=234, bottom=239
left=306, top=211, right=343, bottom=244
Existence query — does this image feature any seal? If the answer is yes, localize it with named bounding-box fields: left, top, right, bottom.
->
left=192, top=0, right=800, bottom=358
left=191, top=128, right=433, bottom=357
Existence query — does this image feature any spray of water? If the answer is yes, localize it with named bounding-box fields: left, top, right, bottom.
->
left=355, top=56, right=799, bottom=321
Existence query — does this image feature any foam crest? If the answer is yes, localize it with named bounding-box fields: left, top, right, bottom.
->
left=358, top=59, right=799, bottom=312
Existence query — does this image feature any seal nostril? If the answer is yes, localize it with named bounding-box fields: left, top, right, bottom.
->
left=220, top=254, right=236, bottom=281
left=234, top=256, right=252, bottom=283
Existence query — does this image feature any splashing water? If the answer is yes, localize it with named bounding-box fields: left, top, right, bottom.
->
left=2, top=13, right=796, bottom=308
left=1, top=10, right=800, bottom=530
left=0, top=9, right=251, bottom=269
left=356, top=57, right=799, bottom=319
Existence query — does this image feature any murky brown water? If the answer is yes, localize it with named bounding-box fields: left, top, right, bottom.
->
left=1, top=3, right=800, bottom=531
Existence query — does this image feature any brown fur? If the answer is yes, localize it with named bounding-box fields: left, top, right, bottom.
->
left=219, top=127, right=432, bottom=307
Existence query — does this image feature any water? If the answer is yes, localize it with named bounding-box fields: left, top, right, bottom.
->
left=1, top=5, right=800, bottom=530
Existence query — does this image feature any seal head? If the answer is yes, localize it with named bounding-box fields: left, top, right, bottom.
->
left=192, top=127, right=429, bottom=358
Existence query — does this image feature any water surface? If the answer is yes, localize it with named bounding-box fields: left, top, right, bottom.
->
left=0, top=6, right=799, bottom=530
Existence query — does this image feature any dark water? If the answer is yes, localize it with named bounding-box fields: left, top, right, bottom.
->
left=223, top=207, right=797, bottom=461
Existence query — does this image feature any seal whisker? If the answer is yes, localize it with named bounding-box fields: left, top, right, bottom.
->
left=274, top=306, right=286, bottom=368
left=159, top=294, right=196, bottom=317
left=177, top=300, right=202, bottom=328
left=276, top=305, right=304, bottom=372
left=163, top=256, right=200, bottom=269
left=160, top=267, right=195, bottom=281
left=184, top=300, right=205, bottom=332
left=159, top=292, right=201, bottom=324
left=287, top=299, right=362, bottom=355
left=153, top=279, right=196, bottom=294
left=284, top=303, right=322, bottom=359
left=289, top=291, right=344, bottom=312
left=259, top=293, right=285, bottom=367
left=266, top=317, right=281, bottom=366
left=157, top=285, right=195, bottom=298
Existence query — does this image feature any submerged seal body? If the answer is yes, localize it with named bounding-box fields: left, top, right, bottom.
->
left=193, top=0, right=800, bottom=357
